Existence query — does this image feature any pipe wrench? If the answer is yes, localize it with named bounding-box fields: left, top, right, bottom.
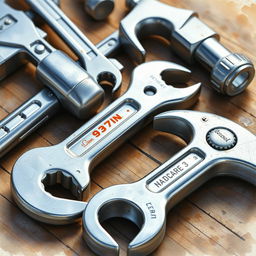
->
left=0, top=0, right=123, bottom=157
left=11, top=61, right=201, bottom=224
left=121, top=0, right=254, bottom=96
left=82, top=110, right=256, bottom=256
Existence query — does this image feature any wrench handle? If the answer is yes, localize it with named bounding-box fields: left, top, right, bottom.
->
left=0, top=89, right=59, bottom=157
left=0, top=28, right=119, bottom=157
left=26, top=0, right=100, bottom=67
left=63, top=88, right=162, bottom=171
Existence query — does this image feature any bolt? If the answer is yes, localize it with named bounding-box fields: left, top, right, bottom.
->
left=202, top=117, right=208, bottom=122
left=35, top=44, right=46, bottom=54
left=4, top=18, right=13, bottom=25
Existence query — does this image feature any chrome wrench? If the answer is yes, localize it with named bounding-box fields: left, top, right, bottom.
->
left=0, top=32, right=117, bottom=157
left=0, top=1, right=105, bottom=118
left=11, top=61, right=201, bottom=224
left=25, top=0, right=122, bottom=92
left=0, top=1, right=122, bottom=157
left=82, top=110, right=256, bottom=256
left=121, top=0, right=255, bottom=95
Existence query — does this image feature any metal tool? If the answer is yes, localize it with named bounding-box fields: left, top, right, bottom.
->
left=85, top=0, right=115, bottom=20
left=0, top=1, right=123, bottom=157
left=25, top=0, right=122, bottom=92
left=0, top=1, right=105, bottom=119
left=82, top=110, right=256, bottom=256
left=11, top=61, right=201, bottom=224
left=121, top=0, right=255, bottom=96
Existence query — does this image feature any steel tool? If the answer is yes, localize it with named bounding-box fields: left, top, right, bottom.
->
left=11, top=61, right=201, bottom=224
left=0, top=0, right=123, bottom=157
left=25, top=0, right=122, bottom=92
left=28, top=0, right=254, bottom=96
left=52, top=0, right=114, bottom=20
left=83, top=110, right=256, bottom=256
left=0, top=1, right=106, bottom=119
left=121, top=0, right=255, bottom=96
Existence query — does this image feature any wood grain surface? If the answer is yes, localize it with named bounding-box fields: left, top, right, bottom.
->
left=0, top=0, right=256, bottom=255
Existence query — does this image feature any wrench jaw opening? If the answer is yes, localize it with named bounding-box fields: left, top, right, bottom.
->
left=120, top=0, right=194, bottom=64
left=127, top=61, right=201, bottom=112
left=83, top=183, right=166, bottom=256
left=153, top=112, right=195, bottom=144
left=11, top=147, right=89, bottom=225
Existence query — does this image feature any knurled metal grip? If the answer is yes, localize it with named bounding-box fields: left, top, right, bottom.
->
left=36, top=51, right=104, bottom=118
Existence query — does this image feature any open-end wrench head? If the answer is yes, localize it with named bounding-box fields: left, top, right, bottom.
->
left=11, top=61, right=200, bottom=225
left=127, top=61, right=201, bottom=110
left=120, top=0, right=194, bottom=63
left=83, top=183, right=166, bottom=256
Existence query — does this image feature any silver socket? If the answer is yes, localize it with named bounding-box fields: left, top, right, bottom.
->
left=211, top=53, right=255, bottom=96
left=85, top=0, right=114, bottom=20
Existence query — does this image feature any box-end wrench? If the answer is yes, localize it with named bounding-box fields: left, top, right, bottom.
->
left=11, top=61, right=201, bottom=224
left=0, top=1, right=105, bottom=119
left=121, top=0, right=255, bottom=96
left=25, top=0, right=122, bottom=93
left=0, top=32, right=121, bottom=157
left=82, top=110, right=256, bottom=256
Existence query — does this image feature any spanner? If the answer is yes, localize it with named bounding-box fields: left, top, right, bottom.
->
left=121, top=0, right=255, bottom=96
left=25, top=0, right=122, bottom=91
left=82, top=110, right=256, bottom=256
left=0, top=1, right=123, bottom=157
left=0, top=1, right=106, bottom=119
left=11, top=61, right=201, bottom=224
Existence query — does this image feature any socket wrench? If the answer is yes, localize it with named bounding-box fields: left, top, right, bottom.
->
left=83, top=110, right=256, bottom=256
left=11, top=61, right=201, bottom=224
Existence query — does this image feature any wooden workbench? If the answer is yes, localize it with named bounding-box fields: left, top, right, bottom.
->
left=0, top=0, right=256, bottom=255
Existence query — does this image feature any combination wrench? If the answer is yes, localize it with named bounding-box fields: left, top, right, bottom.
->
left=121, top=0, right=254, bottom=96
left=82, top=110, right=256, bottom=256
left=11, top=61, right=201, bottom=224
left=0, top=0, right=122, bottom=157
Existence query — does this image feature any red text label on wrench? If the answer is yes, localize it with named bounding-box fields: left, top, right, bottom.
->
left=67, top=103, right=138, bottom=156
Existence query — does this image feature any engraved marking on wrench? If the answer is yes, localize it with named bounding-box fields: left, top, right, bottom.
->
left=147, top=152, right=203, bottom=193
left=66, top=102, right=139, bottom=157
